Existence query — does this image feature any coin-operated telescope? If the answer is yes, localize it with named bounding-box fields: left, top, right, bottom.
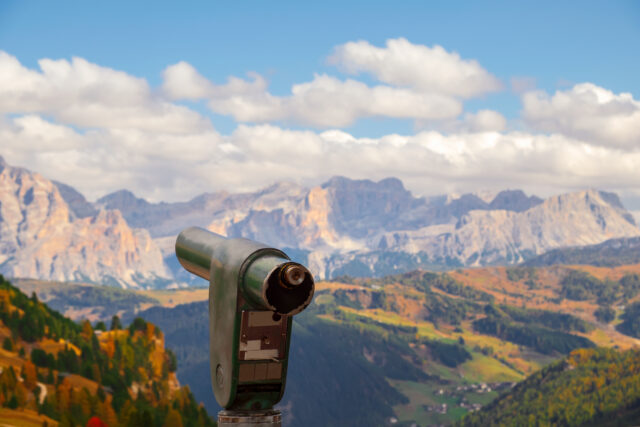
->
left=175, top=227, right=315, bottom=426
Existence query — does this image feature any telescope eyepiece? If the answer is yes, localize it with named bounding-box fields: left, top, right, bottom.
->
left=258, top=261, right=313, bottom=315
left=281, top=264, right=306, bottom=288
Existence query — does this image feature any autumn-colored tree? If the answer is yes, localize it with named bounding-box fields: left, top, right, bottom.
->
left=81, top=320, right=94, bottom=342
left=102, top=396, right=119, bottom=427
left=117, top=399, right=135, bottom=426
left=102, top=335, right=115, bottom=359
left=15, top=381, right=28, bottom=407
left=163, top=409, right=183, bottom=427
left=56, top=377, right=72, bottom=413
left=145, top=323, right=156, bottom=341
left=0, top=289, right=11, bottom=308
left=22, top=359, right=38, bottom=390
left=0, top=366, right=18, bottom=391
left=92, top=363, right=102, bottom=384
left=86, top=416, right=108, bottom=427
left=78, top=388, right=92, bottom=419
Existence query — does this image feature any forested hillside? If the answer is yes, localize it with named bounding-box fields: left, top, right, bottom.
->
left=524, top=237, right=640, bottom=268
left=135, top=265, right=640, bottom=426
left=458, top=348, right=640, bottom=426
left=0, top=275, right=214, bottom=426
left=13, top=262, right=640, bottom=426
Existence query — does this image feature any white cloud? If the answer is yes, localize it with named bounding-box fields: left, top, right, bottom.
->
left=463, top=110, right=507, bottom=132
left=160, top=38, right=506, bottom=128
left=206, top=126, right=640, bottom=200
left=0, top=115, right=223, bottom=202
left=159, top=39, right=506, bottom=128
left=328, top=38, right=502, bottom=98
left=161, top=61, right=217, bottom=99
left=162, top=66, right=463, bottom=127
left=3, top=113, right=640, bottom=204
left=423, top=109, right=506, bottom=133
left=0, top=51, right=212, bottom=134
left=522, top=83, right=640, bottom=150
left=1, top=49, right=639, bottom=207
left=213, top=74, right=462, bottom=126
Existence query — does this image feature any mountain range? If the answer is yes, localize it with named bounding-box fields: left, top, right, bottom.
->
left=1, top=155, right=639, bottom=288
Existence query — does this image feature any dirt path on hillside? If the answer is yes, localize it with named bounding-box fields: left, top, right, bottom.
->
left=36, top=382, right=47, bottom=404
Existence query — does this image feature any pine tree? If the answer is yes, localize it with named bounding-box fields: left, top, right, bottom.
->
left=110, top=315, right=122, bottom=331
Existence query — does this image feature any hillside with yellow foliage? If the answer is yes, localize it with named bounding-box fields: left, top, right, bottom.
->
left=0, top=274, right=214, bottom=426
left=458, top=347, right=640, bottom=426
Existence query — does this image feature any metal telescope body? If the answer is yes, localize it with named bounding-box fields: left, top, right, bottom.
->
left=175, top=227, right=314, bottom=418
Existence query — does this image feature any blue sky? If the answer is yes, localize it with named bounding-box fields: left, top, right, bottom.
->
left=0, top=1, right=639, bottom=213
left=2, top=1, right=638, bottom=133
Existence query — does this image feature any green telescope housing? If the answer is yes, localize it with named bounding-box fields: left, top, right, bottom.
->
left=175, top=227, right=315, bottom=411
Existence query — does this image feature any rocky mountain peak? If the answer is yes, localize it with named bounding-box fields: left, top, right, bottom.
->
left=320, top=176, right=416, bottom=238
left=53, top=180, right=99, bottom=219
left=548, top=189, right=629, bottom=216
left=446, top=194, right=489, bottom=216
left=0, top=159, right=169, bottom=288
left=251, top=181, right=307, bottom=211
left=322, top=175, right=407, bottom=193
left=489, top=190, right=544, bottom=212
left=2, top=160, right=640, bottom=283
left=595, top=189, right=626, bottom=209
left=0, top=161, right=72, bottom=254
left=97, top=189, right=151, bottom=210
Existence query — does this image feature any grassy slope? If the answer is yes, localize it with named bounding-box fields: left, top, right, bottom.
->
left=0, top=408, right=59, bottom=426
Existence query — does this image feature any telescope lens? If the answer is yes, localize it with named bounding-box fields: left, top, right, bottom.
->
left=282, top=264, right=306, bottom=287
left=259, top=260, right=314, bottom=315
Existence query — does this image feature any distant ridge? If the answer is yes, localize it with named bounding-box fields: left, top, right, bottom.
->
left=523, top=236, right=640, bottom=267
left=3, top=156, right=640, bottom=284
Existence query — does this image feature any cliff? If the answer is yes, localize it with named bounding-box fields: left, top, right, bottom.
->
left=0, top=157, right=171, bottom=288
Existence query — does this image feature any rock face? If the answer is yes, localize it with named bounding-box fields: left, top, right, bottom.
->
left=2, top=156, right=639, bottom=285
left=95, top=175, right=639, bottom=280
left=53, top=180, right=98, bottom=219
left=0, top=157, right=170, bottom=288
left=323, top=190, right=639, bottom=277
left=489, top=190, right=543, bottom=212
left=410, top=190, right=639, bottom=266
